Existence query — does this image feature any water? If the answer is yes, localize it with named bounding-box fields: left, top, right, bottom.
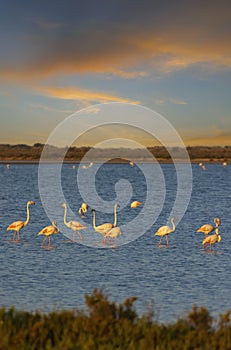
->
left=0, top=163, right=230, bottom=323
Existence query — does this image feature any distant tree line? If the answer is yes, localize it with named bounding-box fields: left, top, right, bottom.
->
left=0, top=143, right=230, bottom=161
left=0, top=289, right=231, bottom=349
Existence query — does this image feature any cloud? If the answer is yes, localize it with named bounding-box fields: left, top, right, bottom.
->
left=182, top=127, right=231, bottom=146
left=81, top=106, right=101, bottom=115
left=154, top=97, right=187, bottom=105
left=110, top=70, right=148, bottom=79
left=0, top=0, right=231, bottom=83
left=36, top=86, right=140, bottom=104
left=169, top=98, right=187, bottom=105
left=31, top=103, right=74, bottom=114
left=33, top=18, right=64, bottom=30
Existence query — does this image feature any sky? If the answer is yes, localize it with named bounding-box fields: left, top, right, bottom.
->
left=0, top=0, right=231, bottom=147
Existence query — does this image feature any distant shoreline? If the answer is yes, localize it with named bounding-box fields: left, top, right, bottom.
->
left=0, top=144, right=230, bottom=164
left=0, top=158, right=228, bottom=164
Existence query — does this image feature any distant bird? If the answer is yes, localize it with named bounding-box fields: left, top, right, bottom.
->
left=222, top=162, right=227, bottom=168
left=197, top=218, right=221, bottom=237
left=92, top=204, right=119, bottom=240
left=202, top=228, right=221, bottom=252
left=78, top=202, right=88, bottom=218
left=131, top=201, right=142, bottom=208
left=38, top=221, right=59, bottom=247
left=61, top=203, right=86, bottom=241
left=154, top=217, right=175, bottom=246
left=199, top=162, right=206, bottom=170
left=129, top=161, right=134, bottom=167
left=72, top=165, right=76, bottom=170
left=103, top=226, right=123, bottom=244
left=82, top=162, right=93, bottom=169
left=7, top=201, right=35, bottom=241
left=6, top=164, right=10, bottom=169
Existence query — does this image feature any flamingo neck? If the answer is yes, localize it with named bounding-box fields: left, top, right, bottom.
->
left=24, top=203, right=31, bottom=226
left=54, top=224, right=59, bottom=234
left=171, top=218, right=175, bottom=232
left=92, top=210, right=97, bottom=230
left=63, top=205, right=68, bottom=226
left=113, top=205, right=117, bottom=227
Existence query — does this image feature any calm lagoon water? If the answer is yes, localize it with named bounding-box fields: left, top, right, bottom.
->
left=0, top=163, right=230, bottom=323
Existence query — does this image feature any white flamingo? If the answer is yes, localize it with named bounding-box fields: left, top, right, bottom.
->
left=38, top=221, right=59, bottom=247
left=61, top=203, right=86, bottom=241
left=103, top=226, right=123, bottom=244
left=154, top=218, right=175, bottom=246
left=7, top=201, right=35, bottom=241
left=92, top=204, right=119, bottom=240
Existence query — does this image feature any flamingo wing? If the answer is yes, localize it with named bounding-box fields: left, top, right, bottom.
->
left=105, top=227, right=122, bottom=237
left=96, top=223, right=113, bottom=233
left=7, top=221, right=24, bottom=231
left=155, top=225, right=170, bottom=236
left=38, top=225, right=54, bottom=236
left=69, top=221, right=86, bottom=230
left=202, top=234, right=219, bottom=245
left=197, top=224, right=213, bottom=233
left=131, top=201, right=142, bottom=208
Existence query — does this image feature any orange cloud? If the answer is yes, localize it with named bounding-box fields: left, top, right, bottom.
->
left=36, top=86, right=139, bottom=104
left=0, top=6, right=231, bottom=84
left=182, top=127, right=231, bottom=146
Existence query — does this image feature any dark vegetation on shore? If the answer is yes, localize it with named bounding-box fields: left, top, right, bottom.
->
left=0, top=143, right=230, bottom=162
left=1, top=289, right=231, bottom=350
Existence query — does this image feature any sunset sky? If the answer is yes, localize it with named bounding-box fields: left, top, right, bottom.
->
left=0, top=0, right=231, bottom=147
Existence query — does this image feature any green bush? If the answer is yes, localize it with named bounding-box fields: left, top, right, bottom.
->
left=0, top=290, right=231, bottom=350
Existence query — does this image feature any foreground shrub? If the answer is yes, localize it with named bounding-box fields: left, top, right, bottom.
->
left=0, top=289, right=231, bottom=349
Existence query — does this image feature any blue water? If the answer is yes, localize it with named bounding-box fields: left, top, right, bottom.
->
left=0, top=163, right=230, bottom=322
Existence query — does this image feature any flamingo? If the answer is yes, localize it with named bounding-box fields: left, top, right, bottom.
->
left=154, top=217, right=175, bottom=246
left=78, top=202, right=88, bottom=218
left=103, top=226, right=123, bottom=244
left=7, top=201, right=35, bottom=241
left=61, top=203, right=86, bottom=241
left=82, top=162, right=93, bottom=169
left=92, top=204, right=119, bottom=240
left=131, top=201, right=142, bottom=208
left=38, top=221, right=59, bottom=247
left=202, top=228, right=221, bottom=252
left=197, top=218, right=221, bottom=237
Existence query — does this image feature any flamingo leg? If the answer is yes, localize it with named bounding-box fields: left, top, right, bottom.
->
left=77, top=232, right=83, bottom=240
left=48, top=236, right=51, bottom=247
left=210, top=244, right=212, bottom=252
left=166, top=235, right=169, bottom=246
left=16, top=231, right=21, bottom=242
left=11, top=231, right=17, bottom=241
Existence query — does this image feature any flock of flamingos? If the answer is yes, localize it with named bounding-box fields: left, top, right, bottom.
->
left=6, top=198, right=221, bottom=251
